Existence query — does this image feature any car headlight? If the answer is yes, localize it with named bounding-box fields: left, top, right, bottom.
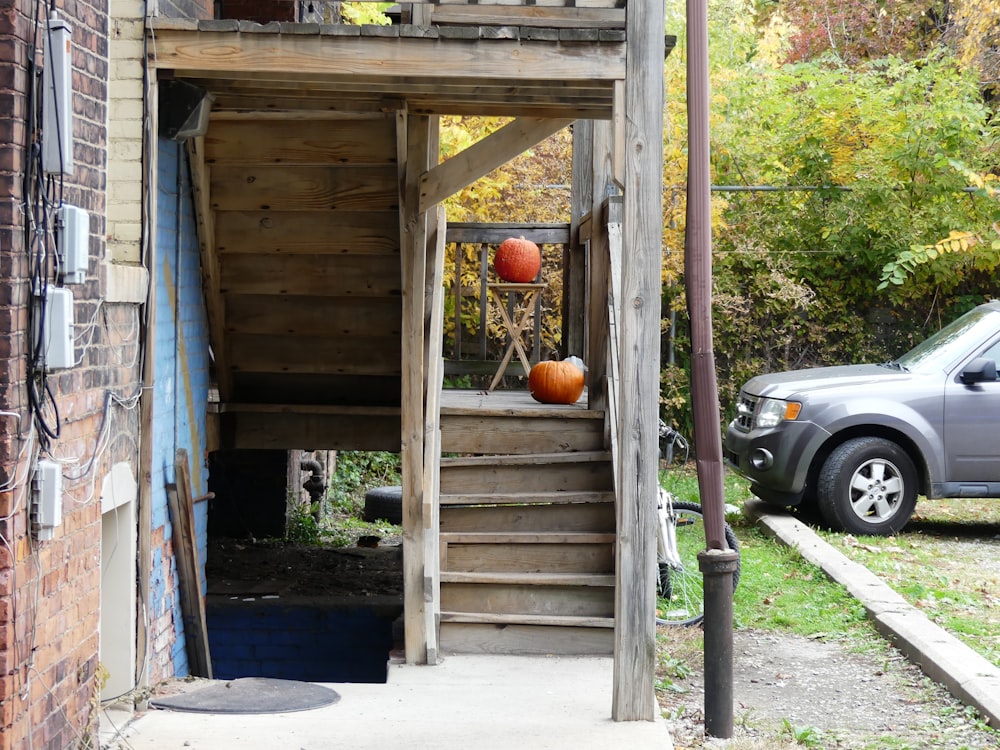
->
left=755, top=398, right=802, bottom=429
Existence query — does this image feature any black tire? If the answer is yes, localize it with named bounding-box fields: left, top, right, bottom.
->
left=656, top=500, right=741, bottom=627
left=363, top=485, right=403, bottom=525
left=816, top=437, right=918, bottom=536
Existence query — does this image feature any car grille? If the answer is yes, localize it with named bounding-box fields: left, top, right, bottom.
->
left=734, top=391, right=757, bottom=432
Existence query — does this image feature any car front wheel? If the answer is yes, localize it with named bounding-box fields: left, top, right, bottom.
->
left=816, top=437, right=918, bottom=536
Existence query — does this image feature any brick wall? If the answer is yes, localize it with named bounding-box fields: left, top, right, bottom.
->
left=1, top=0, right=147, bottom=747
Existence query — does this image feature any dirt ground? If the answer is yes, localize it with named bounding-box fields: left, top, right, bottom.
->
left=205, top=538, right=404, bottom=599
left=204, top=538, right=998, bottom=749
left=658, top=627, right=999, bottom=749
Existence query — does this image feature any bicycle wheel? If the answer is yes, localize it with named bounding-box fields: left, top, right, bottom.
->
left=656, top=500, right=741, bottom=627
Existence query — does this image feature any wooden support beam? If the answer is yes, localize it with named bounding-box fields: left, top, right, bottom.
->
left=187, top=136, right=232, bottom=399
left=400, top=112, right=436, bottom=664
left=148, top=29, right=626, bottom=85
left=612, top=0, right=664, bottom=722
left=419, top=117, right=573, bottom=213
left=586, top=121, right=614, bottom=414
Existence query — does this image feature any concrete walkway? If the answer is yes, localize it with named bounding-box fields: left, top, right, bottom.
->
left=101, top=654, right=672, bottom=750
left=745, top=499, right=1000, bottom=729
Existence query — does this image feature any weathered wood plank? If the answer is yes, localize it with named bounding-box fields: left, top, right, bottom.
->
left=439, top=458, right=612, bottom=494
left=443, top=541, right=613, bottom=573
left=400, top=112, right=434, bottom=664
left=219, top=411, right=400, bottom=450
left=445, top=223, right=570, bottom=245
left=186, top=136, right=232, bottom=400
left=440, top=571, right=614, bottom=586
left=440, top=582, right=614, bottom=617
left=225, top=294, right=400, bottom=336
left=438, top=490, right=614, bottom=506
left=210, top=165, right=398, bottom=212
left=613, top=0, right=665, bottom=721
left=149, top=29, right=627, bottom=83
left=214, top=210, right=399, bottom=255
left=440, top=612, right=614, bottom=628
left=228, top=332, right=401, bottom=374
left=429, top=5, right=625, bottom=28
left=439, top=413, right=604, bottom=454
left=586, top=121, right=613, bottom=413
left=439, top=503, right=615, bottom=533
left=166, top=450, right=213, bottom=678
left=441, top=532, right=615, bottom=544
left=219, top=253, right=401, bottom=296
left=439, top=622, right=612, bottom=655
left=205, top=118, right=396, bottom=165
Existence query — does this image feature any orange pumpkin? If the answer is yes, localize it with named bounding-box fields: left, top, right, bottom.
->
left=528, top=360, right=585, bottom=405
left=494, top=236, right=541, bottom=283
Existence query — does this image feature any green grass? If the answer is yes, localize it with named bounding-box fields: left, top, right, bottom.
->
left=814, top=496, right=1000, bottom=670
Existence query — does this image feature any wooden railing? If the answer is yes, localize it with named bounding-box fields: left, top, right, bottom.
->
left=443, top=222, right=573, bottom=384
left=297, top=0, right=627, bottom=31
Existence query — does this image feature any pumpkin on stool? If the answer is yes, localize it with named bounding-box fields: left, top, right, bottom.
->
left=494, top=236, right=541, bottom=283
left=528, top=359, right=585, bottom=404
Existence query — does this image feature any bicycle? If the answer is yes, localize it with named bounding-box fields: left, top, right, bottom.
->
left=655, top=422, right=742, bottom=626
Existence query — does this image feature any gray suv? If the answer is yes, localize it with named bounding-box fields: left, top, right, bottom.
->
left=725, top=300, right=1000, bottom=535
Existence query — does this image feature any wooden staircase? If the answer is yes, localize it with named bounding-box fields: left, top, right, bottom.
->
left=437, top=391, right=616, bottom=655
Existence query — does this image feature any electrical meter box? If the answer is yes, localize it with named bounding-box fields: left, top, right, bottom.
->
left=35, top=285, right=75, bottom=370
left=57, top=204, right=89, bottom=284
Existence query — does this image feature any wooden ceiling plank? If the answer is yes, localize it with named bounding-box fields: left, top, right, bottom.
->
left=220, top=252, right=402, bottom=296
left=224, top=294, right=401, bottom=336
left=213, top=210, right=400, bottom=255
left=209, top=164, right=398, bottom=212
left=205, top=118, right=396, bottom=165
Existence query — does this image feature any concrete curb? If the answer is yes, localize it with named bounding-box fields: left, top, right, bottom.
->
left=744, top=499, right=1000, bottom=729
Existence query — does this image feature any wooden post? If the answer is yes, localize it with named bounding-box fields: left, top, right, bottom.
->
left=586, top=120, right=614, bottom=413
left=400, top=111, right=434, bottom=664
left=613, top=0, right=665, bottom=721
left=566, top=120, right=592, bottom=360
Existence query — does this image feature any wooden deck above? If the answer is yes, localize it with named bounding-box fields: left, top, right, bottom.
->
left=146, top=16, right=675, bottom=119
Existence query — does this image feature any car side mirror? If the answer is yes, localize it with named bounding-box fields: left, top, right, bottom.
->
left=960, top=357, right=998, bottom=384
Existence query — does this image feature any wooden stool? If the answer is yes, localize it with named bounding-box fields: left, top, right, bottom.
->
left=486, top=282, right=546, bottom=392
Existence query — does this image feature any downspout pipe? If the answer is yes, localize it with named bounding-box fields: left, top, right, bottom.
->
left=686, top=0, right=736, bottom=738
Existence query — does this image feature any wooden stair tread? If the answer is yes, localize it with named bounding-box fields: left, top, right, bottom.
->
left=440, top=532, right=616, bottom=544
left=440, top=571, right=615, bottom=586
left=440, top=450, right=611, bottom=468
left=440, top=490, right=614, bottom=506
left=440, top=611, right=614, bottom=628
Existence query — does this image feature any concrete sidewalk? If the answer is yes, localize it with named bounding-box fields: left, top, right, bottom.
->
left=745, top=499, right=1000, bottom=729
left=101, top=654, right=673, bottom=750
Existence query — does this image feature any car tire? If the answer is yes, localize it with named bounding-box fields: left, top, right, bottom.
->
left=816, top=437, right=918, bottom=536
left=363, top=485, right=403, bottom=525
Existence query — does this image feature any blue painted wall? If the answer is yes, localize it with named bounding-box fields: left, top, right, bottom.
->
left=150, top=137, right=212, bottom=680
left=207, top=601, right=398, bottom=683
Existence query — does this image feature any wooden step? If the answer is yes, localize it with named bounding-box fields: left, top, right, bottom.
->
left=440, top=412, right=605, bottom=455
left=441, top=580, right=614, bottom=619
left=442, top=538, right=613, bottom=575
left=439, top=612, right=614, bottom=628
left=439, top=490, right=615, bottom=507
left=440, top=532, right=616, bottom=544
left=439, top=571, right=615, bottom=586
left=439, top=622, right=614, bottom=656
left=439, top=451, right=613, bottom=494
left=439, top=500, right=614, bottom=533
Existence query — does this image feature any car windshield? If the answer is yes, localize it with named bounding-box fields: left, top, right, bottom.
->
left=896, top=306, right=998, bottom=373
